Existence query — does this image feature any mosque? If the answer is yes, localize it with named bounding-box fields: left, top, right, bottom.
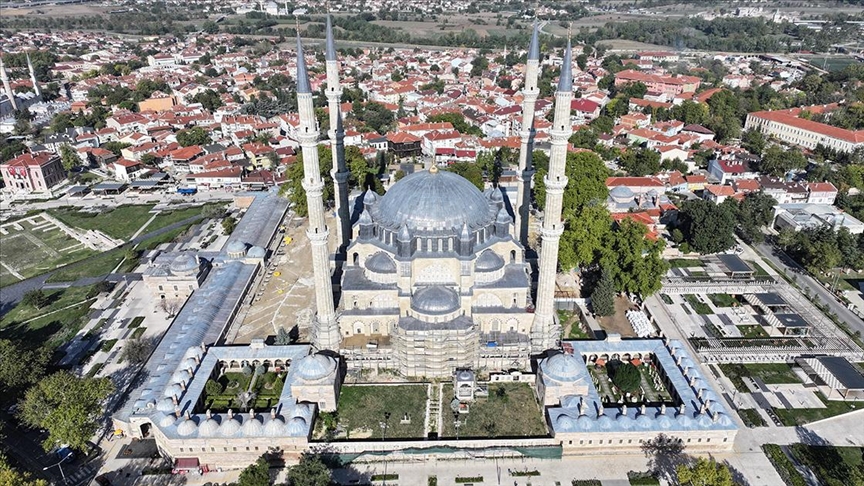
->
left=0, top=54, right=43, bottom=118
left=113, top=18, right=736, bottom=469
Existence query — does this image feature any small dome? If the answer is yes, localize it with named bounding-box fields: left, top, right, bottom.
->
left=264, top=417, right=286, bottom=437
left=560, top=395, right=581, bottom=409
left=183, top=347, right=202, bottom=360
left=363, top=189, right=378, bottom=205
left=616, top=414, right=633, bottom=429
left=226, top=240, right=247, bottom=254
left=177, top=418, right=198, bottom=436
left=241, top=416, right=264, bottom=436
left=610, top=185, right=634, bottom=202
left=199, top=417, right=220, bottom=436
left=715, top=413, right=733, bottom=427
left=160, top=414, right=178, bottom=427
left=597, top=415, right=614, bottom=430
left=163, top=384, right=183, bottom=399
left=169, top=254, right=199, bottom=275
left=358, top=209, right=373, bottom=225
left=577, top=415, right=594, bottom=431
left=677, top=414, right=694, bottom=429
left=475, top=250, right=505, bottom=272
left=185, top=358, right=198, bottom=370
left=556, top=414, right=576, bottom=431
left=219, top=418, right=241, bottom=437
left=247, top=246, right=266, bottom=258
left=287, top=416, right=308, bottom=436
left=292, top=403, right=314, bottom=420
left=411, top=286, right=460, bottom=315
left=456, top=370, right=473, bottom=381
left=295, top=354, right=337, bottom=381
left=656, top=414, right=673, bottom=429
left=636, top=414, right=653, bottom=429
left=490, top=188, right=504, bottom=202
left=171, top=370, right=191, bottom=384
left=156, top=398, right=175, bottom=413
left=365, top=252, right=397, bottom=274
left=697, top=414, right=714, bottom=428
left=542, top=353, right=582, bottom=382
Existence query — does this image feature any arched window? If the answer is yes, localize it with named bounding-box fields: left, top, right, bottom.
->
left=353, top=252, right=359, bottom=265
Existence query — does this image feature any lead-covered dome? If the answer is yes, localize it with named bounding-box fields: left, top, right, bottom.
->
left=411, top=286, right=460, bottom=315
left=542, top=353, right=582, bottom=382
left=475, top=250, right=505, bottom=272
left=170, top=254, right=199, bottom=275
left=295, top=354, right=337, bottom=381
left=365, top=252, right=397, bottom=274
left=371, top=169, right=493, bottom=232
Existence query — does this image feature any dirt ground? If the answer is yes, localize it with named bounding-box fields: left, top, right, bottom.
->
left=596, top=295, right=639, bottom=338
left=3, top=4, right=113, bottom=16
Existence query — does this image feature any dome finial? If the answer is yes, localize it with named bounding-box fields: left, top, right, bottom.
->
left=429, top=164, right=439, bottom=174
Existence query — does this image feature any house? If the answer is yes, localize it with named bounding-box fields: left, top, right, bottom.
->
left=657, top=146, right=689, bottom=163
left=759, top=177, right=808, bottom=205
left=614, top=70, right=700, bottom=95
left=168, top=145, right=204, bottom=172
left=1, top=152, right=66, bottom=193
left=387, top=132, right=422, bottom=158
left=185, top=166, right=243, bottom=190
left=774, top=204, right=864, bottom=234
left=422, top=130, right=462, bottom=157
left=570, top=99, right=600, bottom=120
left=806, top=182, right=838, bottom=205
left=685, top=175, right=708, bottom=192
left=681, top=124, right=715, bottom=142
left=708, top=158, right=757, bottom=184
left=112, top=158, right=143, bottom=182
left=703, top=184, right=736, bottom=204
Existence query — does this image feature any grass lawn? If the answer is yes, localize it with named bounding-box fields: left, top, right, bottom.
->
left=762, top=444, right=807, bottom=486
left=789, top=444, right=864, bottom=485
left=128, top=316, right=145, bottom=328
left=131, top=327, right=146, bottom=339
left=145, top=204, right=216, bottom=233
left=46, top=248, right=127, bottom=282
left=49, top=205, right=155, bottom=240
left=668, top=258, right=704, bottom=268
left=737, top=408, right=767, bottom=428
left=774, top=392, right=860, bottom=426
left=100, top=338, right=118, bottom=352
left=0, top=285, right=97, bottom=350
left=200, top=372, right=285, bottom=413
left=683, top=294, right=713, bottom=315
left=737, top=325, right=769, bottom=338
left=0, top=216, right=96, bottom=286
left=137, top=223, right=194, bottom=251
left=559, top=310, right=590, bottom=339
left=708, top=293, right=738, bottom=307
left=331, top=385, right=428, bottom=439
left=745, top=260, right=771, bottom=277
left=719, top=363, right=800, bottom=392
left=440, top=383, right=547, bottom=438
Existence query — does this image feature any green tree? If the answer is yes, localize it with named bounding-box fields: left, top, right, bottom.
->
left=278, top=145, right=334, bottom=217
left=121, top=335, right=152, bottom=364
left=0, top=339, right=50, bottom=394
left=619, top=147, right=661, bottom=177
left=50, top=113, right=73, bottom=133
left=176, top=126, right=212, bottom=147
left=205, top=379, right=223, bottom=397
left=140, top=153, right=158, bottom=167
left=600, top=219, right=667, bottom=296
left=741, top=129, right=765, bottom=155
left=426, top=112, right=483, bottom=136
left=190, top=89, right=224, bottom=111
left=222, top=216, right=237, bottom=235
left=102, top=141, right=131, bottom=157
left=676, top=457, right=734, bottom=486
left=678, top=199, right=737, bottom=254
left=736, top=191, right=777, bottom=244
left=22, top=289, right=48, bottom=310
left=609, top=361, right=641, bottom=394
left=759, top=144, right=807, bottom=177
left=236, top=455, right=271, bottom=486
left=446, top=162, right=484, bottom=190
left=0, top=453, right=49, bottom=486
left=590, top=267, right=615, bottom=317
left=59, top=144, right=79, bottom=172
left=19, top=371, right=114, bottom=452
left=284, top=453, right=332, bottom=486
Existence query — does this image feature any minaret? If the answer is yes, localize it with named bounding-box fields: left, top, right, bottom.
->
left=325, top=14, right=351, bottom=251
left=514, top=20, right=541, bottom=246
left=530, top=39, right=573, bottom=354
left=295, top=35, right=340, bottom=350
left=26, top=53, right=42, bottom=99
left=0, top=56, right=17, bottom=112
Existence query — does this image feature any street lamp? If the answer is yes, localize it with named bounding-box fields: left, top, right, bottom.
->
left=43, top=450, right=73, bottom=485
left=379, top=412, right=390, bottom=441
left=454, top=418, right=462, bottom=440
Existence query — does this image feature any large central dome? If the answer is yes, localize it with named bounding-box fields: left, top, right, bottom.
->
left=371, top=168, right=493, bottom=231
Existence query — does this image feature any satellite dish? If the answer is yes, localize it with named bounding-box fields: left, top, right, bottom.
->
left=292, top=8, right=306, bottom=16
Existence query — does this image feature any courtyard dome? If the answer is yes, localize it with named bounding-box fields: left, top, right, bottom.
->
left=170, top=254, right=199, bottom=275
left=177, top=417, right=198, bottom=436
left=365, top=252, right=397, bottom=274
left=715, top=413, right=733, bottom=426
left=677, top=414, right=694, bottom=429
left=656, top=414, right=673, bottom=429
left=597, top=415, right=614, bottom=430
left=226, top=240, right=247, bottom=255
left=636, top=414, right=653, bottom=429
left=199, top=417, right=220, bottom=437
left=264, top=417, right=286, bottom=437
left=577, top=415, right=594, bottom=431
left=475, top=250, right=505, bottom=272
left=159, top=414, right=178, bottom=427
left=411, top=286, right=460, bottom=315
left=697, top=414, right=714, bottom=428
left=616, top=414, right=633, bottom=429
left=542, top=353, right=582, bottom=382
left=220, top=418, right=241, bottom=437
left=371, top=169, right=493, bottom=233
left=241, top=416, right=264, bottom=436
left=295, top=354, right=337, bottom=381
left=293, top=403, right=314, bottom=420
left=163, top=384, right=183, bottom=399
left=287, top=416, right=308, bottom=436
left=156, top=398, right=175, bottom=413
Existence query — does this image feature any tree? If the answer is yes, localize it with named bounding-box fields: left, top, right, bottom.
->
left=741, top=129, right=765, bottom=155
left=0, top=453, right=49, bottom=486
left=236, top=455, right=271, bottom=486
left=619, top=147, right=661, bottom=177
left=59, top=144, right=79, bottom=172
left=205, top=379, right=223, bottom=397
left=222, top=216, right=237, bottom=235
left=736, top=191, right=777, bottom=244
left=275, top=326, right=292, bottom=345
left=0, top=339, right=50, bottom=393
left=759, top=144, right=807, bottom=177
left=678, top=199, right=737, bottom=254
left=102, top=141, right=131, bottom=157
left=426, top=112, right=483, bottom=136
left=608, top=361, right=641, bottom=394
left=121, top=336, right=152, bottom=364
left=446, top=162, right=484, bottom=190
left=190, top=89, right=223, bottom=111
left=600, top=219, right=667, bottom=296
left=676, top=457, right=734, bottom=486
left=50, top=113, right=73, bottom=134
left=22, top=289, right=48, bottom=310
left=278, top=145, right=334, bottom=217
left=590, top=267, right=615, bottom=316
left=19, top=371, right=114, bottom=452
left=176, top=126, right=212, bottom=147
left=284, top=453, right=331, bottom=486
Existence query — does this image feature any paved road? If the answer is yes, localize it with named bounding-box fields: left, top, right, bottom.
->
left=0, top=215, right=203, bottom=317
left=754, top=242, right=864, bottom=337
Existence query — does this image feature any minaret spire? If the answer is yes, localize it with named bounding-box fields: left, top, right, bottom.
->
left=513, top=18, right=541, bottom=246
left=26, top=53, right=42, bottom=99
left=0, top=56, right=17, bottom=112
left=295, top=34, right=340, bottom=351
left=325, top=13, right=351, bottom=252
left=531, top=37, right=573, bottom=354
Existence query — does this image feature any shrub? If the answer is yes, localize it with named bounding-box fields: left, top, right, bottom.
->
left=608, top=360, right=641, bottom=394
